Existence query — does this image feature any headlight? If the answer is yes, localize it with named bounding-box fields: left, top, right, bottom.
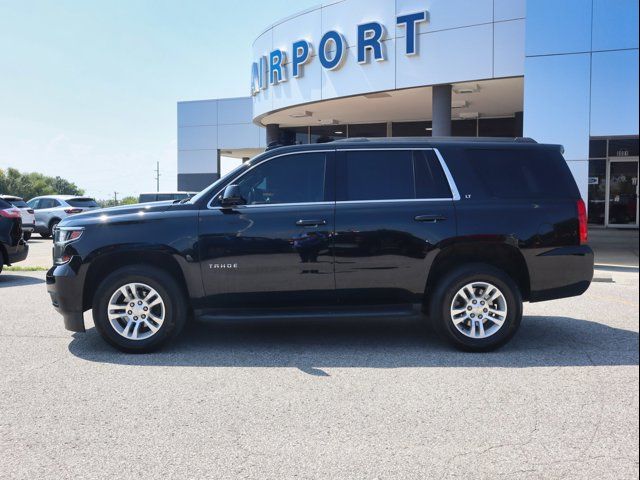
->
left=53, top=227, right=84, bottom=265
left=54, top=227, right=84, bottom=245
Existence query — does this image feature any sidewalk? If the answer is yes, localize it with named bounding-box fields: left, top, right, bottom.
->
left=590, top=228, right=639, bottom=268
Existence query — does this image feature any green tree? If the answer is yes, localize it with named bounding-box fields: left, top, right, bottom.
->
left=0, top=168, right=84, bottom=200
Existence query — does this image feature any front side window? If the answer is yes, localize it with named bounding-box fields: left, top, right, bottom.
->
left=232, top=152, right=327, bottom=205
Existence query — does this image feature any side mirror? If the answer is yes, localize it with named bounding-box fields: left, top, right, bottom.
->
left=220, top=184, right=245, bottom=207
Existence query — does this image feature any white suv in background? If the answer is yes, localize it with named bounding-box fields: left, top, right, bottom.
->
left=27, top=195, right=99, bottom=238
left=0, top=195, right=36, bottom=241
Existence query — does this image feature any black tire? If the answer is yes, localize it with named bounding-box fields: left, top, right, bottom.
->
left=92, top=265, right=187, bottom=353
left=23, top=232, right=31, bottom=241
left=428, top=263, right=522, bottom=352
left=48, top=219, right=60, bottom=238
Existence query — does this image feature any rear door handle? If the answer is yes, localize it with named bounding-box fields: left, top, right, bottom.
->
left=414, top=214, right=447, bottom=223
left=295, top=219, right=327, bottom=227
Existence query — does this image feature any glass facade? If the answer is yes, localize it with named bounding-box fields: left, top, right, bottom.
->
left=283, top=116, right=522, bottom=145
left=588, top=137, right=639, bottom=227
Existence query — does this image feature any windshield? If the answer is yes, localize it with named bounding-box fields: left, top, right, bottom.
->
left=188, top=162, right=251, bottom=204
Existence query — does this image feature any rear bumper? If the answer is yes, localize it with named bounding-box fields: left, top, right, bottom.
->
left=22, top=223, right=35, bottom=233
left=528, top=245, right=594, bottom=302
left=46, top=260, right=86, bottom=332
left=5, top=242, right=29, bottom=265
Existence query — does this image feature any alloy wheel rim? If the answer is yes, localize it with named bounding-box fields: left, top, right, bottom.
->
left=450, top=281, right=508, bottom=339
left=107, top=282, right=165, bottom=340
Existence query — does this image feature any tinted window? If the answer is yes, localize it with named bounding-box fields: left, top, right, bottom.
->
left=413, top=150, right=452, bottom=198
left=10, top=199, right=28, bottom=208
left=38, top=199, right=59, bottom=209
left=67, top=198, right=98, bottom=207
left=343, top=150, right=413, bottom=201
left=139, top=194, right=157, bottom=203
left=467, top=148, right=580, bottom=199
left=0, top=198, right=12, bottom=209
left=234, top=153, right=327, bottom=205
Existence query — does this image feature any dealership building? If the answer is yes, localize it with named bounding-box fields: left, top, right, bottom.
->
left=177, top=0, right=639, bottom=228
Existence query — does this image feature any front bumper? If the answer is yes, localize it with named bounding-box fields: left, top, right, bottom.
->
left=528, top=245, right=594, bottom=302
left=46, top=260, right=86, bottom=332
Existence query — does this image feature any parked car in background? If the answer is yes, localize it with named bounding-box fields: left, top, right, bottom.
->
left=0, top=195, right=36, bottom=240
left=138, top=191, right=196, bottom=203
left=47, top=138, right=594, bottom=353
left=27, top=195, right=99, bottom=238
left=0, top=197, right=28, bottom=274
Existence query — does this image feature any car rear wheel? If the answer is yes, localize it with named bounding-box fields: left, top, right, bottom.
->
left=428, top=263, right=522, bottom=351
left=92, top=265, right=187, bottom=353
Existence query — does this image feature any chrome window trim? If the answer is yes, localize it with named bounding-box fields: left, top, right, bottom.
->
left=232, top=201, right=334, bottom=209
left=335, top=198, right=451, bottom=205
left=206, top=149, right=334, bottom=210
left=206, top=146, right=460, bottom=209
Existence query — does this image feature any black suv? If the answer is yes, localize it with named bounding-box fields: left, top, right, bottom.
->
left=1, top=197, right=28, bottom=274
left=47, top=138, right=594, bottom=352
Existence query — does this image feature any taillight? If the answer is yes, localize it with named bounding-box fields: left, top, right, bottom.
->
left=64, top=208, right=83, bottom=214
left=27, top=209, right=34, bottom=214
left=577, top=199, right=588, bottom=245
left=0, top=208, right=21, bottom=219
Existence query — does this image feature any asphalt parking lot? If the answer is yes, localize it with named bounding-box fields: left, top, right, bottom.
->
left=0, top=258, right=638, bottom=479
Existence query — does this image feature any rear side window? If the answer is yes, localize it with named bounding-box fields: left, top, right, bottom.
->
left=10, top=199, right=28, bottom=208
left=0, top=198, right=12, bottom=209
left=67, top=198, right=98, bottom=207
left=413, top=150, right=452, bottom=198
left=343, top=150, right=413, bottom=201
left=38, top=199, right=60, bottom=209
left=339, top=149, right=452, bottom=201
left=467, top=148, right=580, bottom=199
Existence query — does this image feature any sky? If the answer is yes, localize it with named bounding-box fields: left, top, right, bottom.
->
left=0, top=0, right=318, bottom=200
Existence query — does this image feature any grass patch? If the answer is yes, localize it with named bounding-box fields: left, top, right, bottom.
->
left=4, top=265, right=49, bottom=272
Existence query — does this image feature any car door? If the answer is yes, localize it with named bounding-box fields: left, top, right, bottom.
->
left=27, top=198, right=46, bottom=230
left=35, top=198, right=59, bottom=228
left=333, top=148, right=458, bottom=305
left=198, top=150, right=336, bottom=308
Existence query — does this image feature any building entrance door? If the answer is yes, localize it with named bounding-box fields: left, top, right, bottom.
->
left=607, top=158, right=639, bottom=227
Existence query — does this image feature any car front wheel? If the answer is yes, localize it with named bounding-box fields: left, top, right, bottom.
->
left=429, top=263, right=522, bottom=352
left=92, top=265, right=187, bottom=353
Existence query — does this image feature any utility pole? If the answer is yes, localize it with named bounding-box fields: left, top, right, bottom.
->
left=154, top=162, right=160, bottom=192
left=113, top=191, right=118, bottom=205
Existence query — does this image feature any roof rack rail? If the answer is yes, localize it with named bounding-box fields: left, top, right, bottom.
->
left=331, top=136, right=538, bottom=143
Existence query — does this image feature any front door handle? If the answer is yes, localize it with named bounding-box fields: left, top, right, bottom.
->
left=295, top=219, right=327, bottom=227
left=414, top=214, right=447, bottom=223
